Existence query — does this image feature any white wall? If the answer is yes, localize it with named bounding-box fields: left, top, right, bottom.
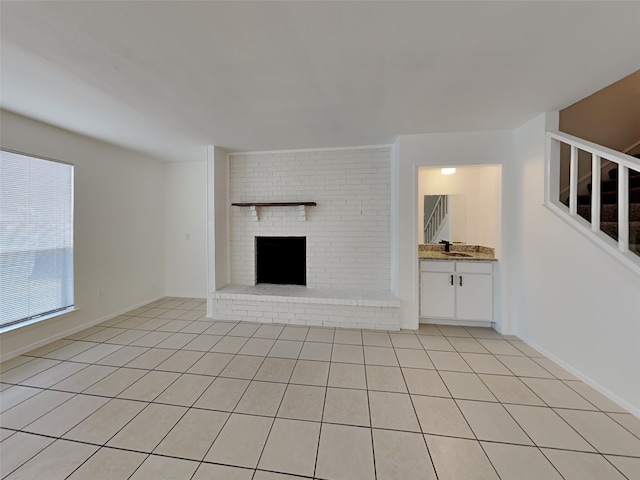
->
left=165, top=161, right=207, bottom=298
left=392, top=131, right=514, bottom=330
left=511, top=113, right=640, bottom=415
left=229, top=147, right=391, bottom=290
left=418, top=166, right=501, bottom=249
left=212, top=146, right=230, bottom=290
left=206, top=145, right=231, bottom=317
left=0, top=110, right=166, bottom=360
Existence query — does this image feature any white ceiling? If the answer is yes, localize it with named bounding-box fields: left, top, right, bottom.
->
left=1, top=1, right=639, bottom=162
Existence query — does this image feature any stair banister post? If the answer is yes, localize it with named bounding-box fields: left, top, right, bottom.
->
left=618, top=165, right=629, bottom=252
left=545, top=134, right=561, bottom=205
left=569, top=145, right=578, bottom=216
left=591, top=154, right=601, bottom=232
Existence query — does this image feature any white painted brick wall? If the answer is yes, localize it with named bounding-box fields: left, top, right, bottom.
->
left=229, top=147, right=391, bottom=290
left=210, top=298, right=400, bottom=331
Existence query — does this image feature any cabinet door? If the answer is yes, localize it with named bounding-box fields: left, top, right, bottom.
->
left=456, top=273, right=493, bottom=321
left=420, top=271, right=455, bottom=318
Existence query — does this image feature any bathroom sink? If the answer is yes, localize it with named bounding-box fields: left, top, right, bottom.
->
left=442, top=252, right=473, bottom=258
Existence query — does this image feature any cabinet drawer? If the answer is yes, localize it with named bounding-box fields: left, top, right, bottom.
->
left=455, top=261, right=493, bottom=274
left=420, top=261, right=455, bottom=273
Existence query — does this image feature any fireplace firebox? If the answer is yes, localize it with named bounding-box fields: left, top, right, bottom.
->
left=256, top=236, right=306, bottom=286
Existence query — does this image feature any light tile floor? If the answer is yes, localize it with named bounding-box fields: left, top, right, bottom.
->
left=1, top=297, right=639, bottom=479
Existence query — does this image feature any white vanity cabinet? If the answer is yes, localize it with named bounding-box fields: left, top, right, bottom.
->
left=420, top=260, right=494, bottom=323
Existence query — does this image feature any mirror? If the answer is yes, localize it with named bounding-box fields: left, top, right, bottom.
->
left=423, top=194, right=466, bottom=243
left=418, top=165, right=501, bottom=250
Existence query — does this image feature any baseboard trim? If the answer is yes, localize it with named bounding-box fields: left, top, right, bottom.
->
left=522, top=337, right=639, bottom=418
left=0, top=295, right=164, bottom=363
left=419, top=319, right=492, bottom=328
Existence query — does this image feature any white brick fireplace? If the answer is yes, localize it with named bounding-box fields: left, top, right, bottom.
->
left=209, top=146, right=400, bottom=330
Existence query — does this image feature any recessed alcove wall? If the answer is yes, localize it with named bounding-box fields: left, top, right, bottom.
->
left=418, top=165, right=502, bottom=256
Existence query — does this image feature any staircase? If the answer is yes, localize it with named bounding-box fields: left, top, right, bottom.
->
left=424, top=195, right=448, bottom=243
left=546, top=131, right=640, bottom=276
left=576, top=160, right=640, bottom=255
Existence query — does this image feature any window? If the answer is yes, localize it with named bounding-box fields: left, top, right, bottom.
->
left=0, top=150, right=74, bottom=329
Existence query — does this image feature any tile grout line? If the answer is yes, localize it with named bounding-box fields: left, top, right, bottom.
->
left=2, top=357, right=634, bottom=431
left=198, top=323, right=294, bottom=475
left=454, top=327, right=509, bottom=479
left=604, top=411, right=640, bottom=442
left=195, top=332, right=278, bottom=469
left=250, top=325, right=311, bottom=479
left=6, top=353, right=640, bottom=464
left=2, top=365, right=631, bottom=419
left=465, top=345, right=631, bottom=479
left=47, top=311, right=221, bottom=473
left=472, top=366, right=551, bottom=452
left=427, top=333, right=503, bottom=479
left=312, top=328, right=334, bottom=480
left=362, top=330, right=378, bottom=480
left=3, top=299, right=640, bottom=479
left=0, top=431, right=56, bottom=478
left=5, top=423, right=637, bottom=460
left=392, top=333, right=441, bottom=480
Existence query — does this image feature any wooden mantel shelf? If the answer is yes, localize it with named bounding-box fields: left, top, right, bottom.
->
left=231, top=202, right=317, bottom=207
left=231, top=202, right=316, bottom=221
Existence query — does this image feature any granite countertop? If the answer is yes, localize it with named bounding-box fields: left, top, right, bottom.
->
left=418, top=243, right=498, bottom=261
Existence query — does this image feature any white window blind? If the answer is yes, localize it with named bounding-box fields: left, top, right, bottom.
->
left=0, top=150, right=74, bottom=328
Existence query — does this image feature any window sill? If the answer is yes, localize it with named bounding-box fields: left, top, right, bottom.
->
left=0, top=307, right=79, bottom=335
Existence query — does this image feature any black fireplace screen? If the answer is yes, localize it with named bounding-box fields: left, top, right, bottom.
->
left=256, top=236, right=306, bottom=286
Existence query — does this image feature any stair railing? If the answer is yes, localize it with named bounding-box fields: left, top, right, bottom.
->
left=546, top=131, right=640, bottom=275
left=424, top=195, right=447, bottom=243
left=623, top=138, right=640, bottom=155
left=558, top=138, right=640, bottom=202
